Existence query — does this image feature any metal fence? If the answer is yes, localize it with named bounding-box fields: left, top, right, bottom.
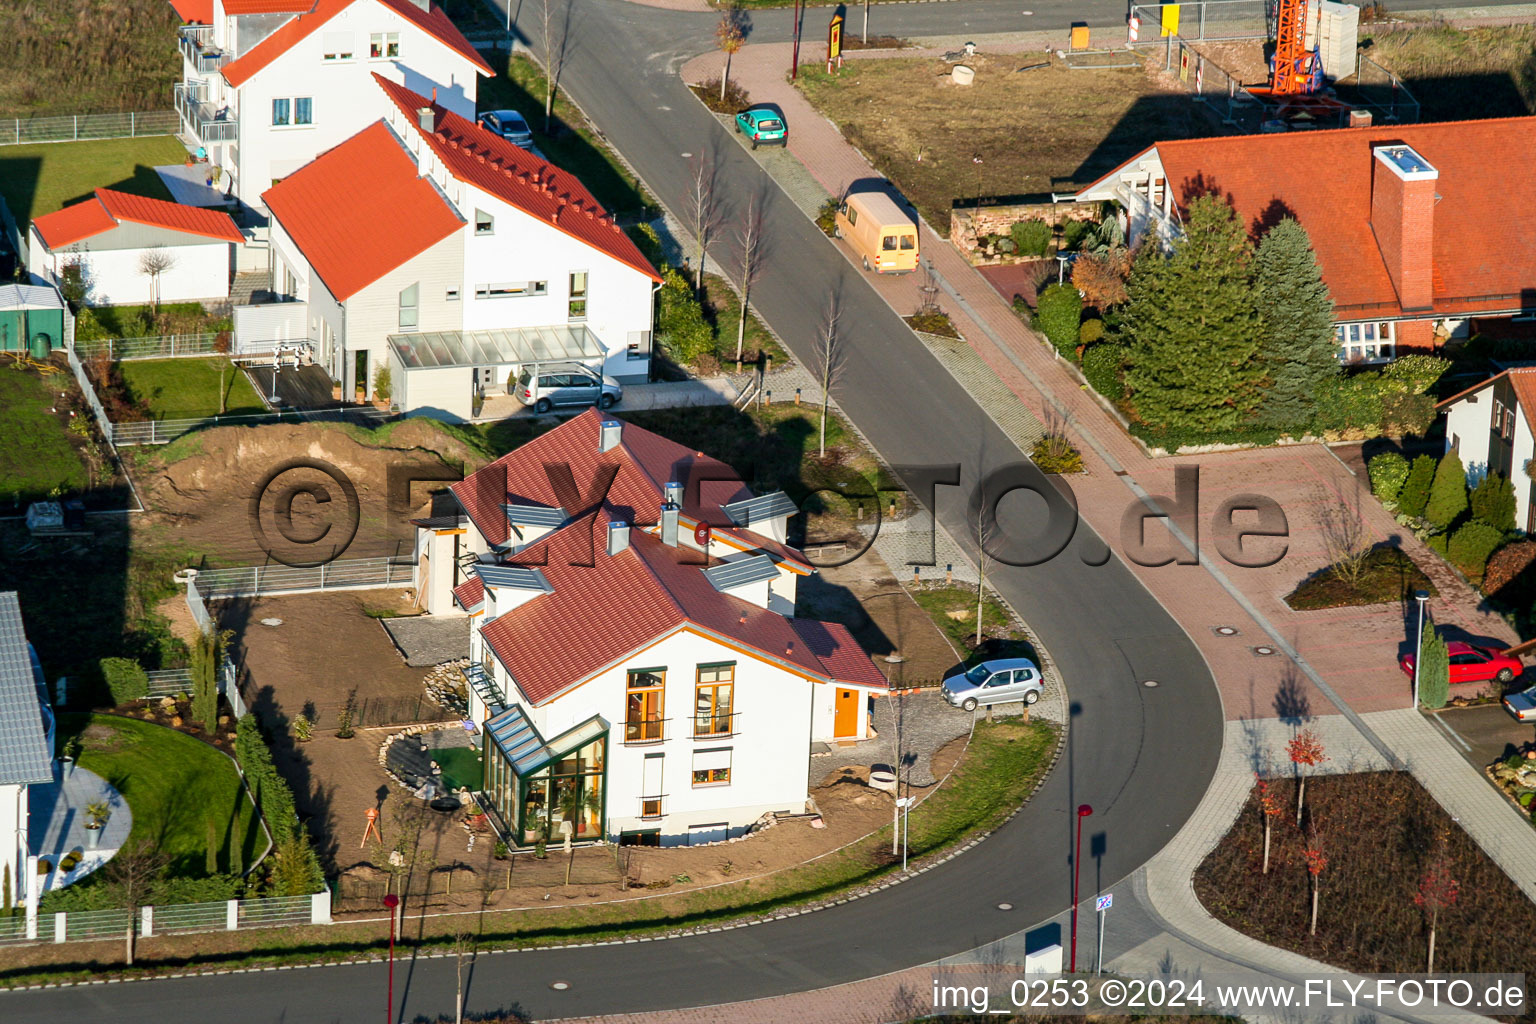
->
left=73, top=333, right=224, bottom=361
left=1129, top=0, right=1268, bottom=44
left=191, top=557, right=416, bottom=599
left=8, top=891, right=331, bottom=947
left=110, top=409, right=306, bottom=446
left=0, top=111, right=177, bottom=147
left=146, top=667, right=193, bottom=697
left=59, top=907, right=133, bottom=941
left=0, top=914, right=27, bottom=946
left=236, top=894, right=316, bottom=929
left=65, top=342, right=116, bottom=445
left=1342, top=52, right=1421, bottom=124
left=152, top=900, right=230, bottom=935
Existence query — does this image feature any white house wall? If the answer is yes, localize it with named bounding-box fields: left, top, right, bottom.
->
left=1444, top=390, right=1491, bottom=483
left=229, top=0, right=481, bottom=209
left=0, top=782, right=24, bottom=906
left=37, top=241, right=232, bottom=306
left=341, top=227, right=464, bottom=398
left=1514, top=420, right=1535, bottom=530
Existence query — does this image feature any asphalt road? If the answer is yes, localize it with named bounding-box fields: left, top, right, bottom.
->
left=1433, top=703, right=1533, bottom=770
left=10, top=0, right=1521, bottom=1019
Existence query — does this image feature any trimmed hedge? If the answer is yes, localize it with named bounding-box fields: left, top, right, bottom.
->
left=1448, top=521, right=1503, bottom=578
left=1081, top=343, right=1124, bottom=402
left=99, top=657, right=148, bottom=705
left=234, top=716, right=297, bottom=843
left=1033, top=283, right=1082, bottom=360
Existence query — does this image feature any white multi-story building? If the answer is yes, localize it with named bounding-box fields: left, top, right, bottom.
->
left=411, top=411, right=889, bottom=847
left=169, top=0, right=490, bottom=215
left=0, top=593, right=55, bottom=908
left=260, top=78, right=659, bottom=406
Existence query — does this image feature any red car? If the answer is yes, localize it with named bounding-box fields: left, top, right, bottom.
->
left=1399, top=641, right=1523, bottom=686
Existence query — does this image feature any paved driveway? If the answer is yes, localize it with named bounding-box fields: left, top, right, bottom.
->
left=1433, top=704, right=1536, bottom=772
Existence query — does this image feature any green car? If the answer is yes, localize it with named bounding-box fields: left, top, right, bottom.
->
left=734, top=107, right=788, bottom=149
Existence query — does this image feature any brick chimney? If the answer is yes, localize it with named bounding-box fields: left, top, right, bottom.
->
left=1370, top=144, right=1437, bottom=312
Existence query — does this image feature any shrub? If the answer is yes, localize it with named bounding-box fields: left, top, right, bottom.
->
left=1009, top=219, right=1052, bottom=257
left=656, top=266, right=713, bottom=365
left=1032, top=434, right=1084, bottom=474
left=235, top=716, right=297, bottom=843
left=372, top=365, right=392, bottom=403
left=1470, top=473, right=1517, bottom=533
left=1367, top=452, right=1410, bottom=504
left=1397, top=455, right=1436, bottom=519
left=625, top=222, right=664, bottom=268
left=815, top=198, right=839, bottom=238
left=99, top=657, right=148, bottom=705
left=1033, top=283, right=1082, bottom=360
left=691, top=76, right=751, bottom=113
left=1447, top=521, right=1503, bottom=578
left=1382, top=354, right=1451, bottom=395
left=995, top=236, right=1017, bottom=255
left=1078, top=318, right=1105, bottom=345
left=1380, top=392, right=1435, bottom=437
left=1081, top=343, right=1124, bottom=401
left=1311, top=374, right=1384, bottom=435
left=1418, top=619, right=1450, bottom=709
left=1425, top=451, right=1468, bottom=531
left=1060, top=219, right=1093, bottom=251
left=1483, top=540, right=1536, bottom=597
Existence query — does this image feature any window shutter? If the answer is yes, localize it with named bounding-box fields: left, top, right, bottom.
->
left=692, top=748, right=731, bottom=773
left=641, top=754, right=663, bottom=798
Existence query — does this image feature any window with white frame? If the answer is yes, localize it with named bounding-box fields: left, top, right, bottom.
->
left=568, top=271, right=588, bottom=320
left=691, top=747, right=731, bottom=787
left=272, top=97, right=312, bottom=126
left=399, top=283, right=419, bottom=331
left=1334, top=321, right=1395, bottom=363
left=475, top=281, right=547, bottom=299
left=474, top=209, right=494, bottom=236
left=1494, top=398, right=1506, bottom=431
left=370, top=32, right=400, bottom=59
left=322, top=32, right=353, bottom=60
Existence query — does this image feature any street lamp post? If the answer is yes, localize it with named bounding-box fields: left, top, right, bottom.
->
left=1056, top=254, right=1069, bottom=285
left=1413, top=590, right=1430, bottom=709
left=1070, top=804, right=1092, bottom=972
left=383, top=892, right=400, bottom=1023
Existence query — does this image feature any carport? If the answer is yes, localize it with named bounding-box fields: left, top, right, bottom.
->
left=386, top=325, right=606, bottom=422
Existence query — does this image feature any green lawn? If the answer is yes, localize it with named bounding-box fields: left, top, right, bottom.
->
left=477, top=51, right=652, bottom=218
left=910, top=584, right=1035, bottom=663
left=76, top=302, right=233, bottom=342
left=0, top=360, right=89, bottom=504
left=0, top=135, right=184, bottom=227
left=0, top=0, right=180, bottom=119
left=119, top=357, right=267, bottom=420
left=58, top=712, right=265, bottom=878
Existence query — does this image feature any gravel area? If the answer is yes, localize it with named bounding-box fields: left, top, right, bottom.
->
left=381, top=615, right=472, bottom=667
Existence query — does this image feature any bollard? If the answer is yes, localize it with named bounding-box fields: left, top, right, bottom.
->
left=887, top=497, right=896, bottom=518
left=946, top=563, right=953, bottom=584
left=795, top=388, right=801, bottom=405
left=765, top=390, right=772, bottom=406
left=912, top=565, right=920, bottom=583
left=765, top=355, right=773, bottom=375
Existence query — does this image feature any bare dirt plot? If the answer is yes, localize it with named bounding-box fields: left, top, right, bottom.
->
left=795, top=52, right=1223, bottom=228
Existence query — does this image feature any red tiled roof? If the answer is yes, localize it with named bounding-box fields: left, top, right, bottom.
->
left=374, top=76, right=662, bottom=283
left=480, top=513, right=885, bottom=705
left=169, top=0, right=214, bottom=23
left=449, top=410, right=802, bottom=570
left=32, top=189, right=242, bottom=248
left=1081, top=117, right=1536, bottom=319
left=221, top=0, right=315, bottom=12
left=453, top=575, right=484, bottom=611
left=223, top=0, right=491, bottom=88
left=263, top=121, right=464, bottom=301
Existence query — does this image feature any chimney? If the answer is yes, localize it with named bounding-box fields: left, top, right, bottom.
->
left=606, top=520, right=630, bottom=556
left=417, top=105, right=434, bottom=133
left=665, top=481, right=683, bottom=506
left=411, top=0, right=431, bottom=11
left=1370, top=144, right=1437, bottom=312
left=1348, top=109, right=1372, bottom=128
left=660, top=502, right=679, bottom=547
left=599, top=419, right=622, bottom=453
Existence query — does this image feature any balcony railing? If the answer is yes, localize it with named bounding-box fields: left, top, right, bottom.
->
left=623, top=716, right=664, bottom=744
left=692, top=711, right=738, bottom=738
left=178, top=25, right=230, bottom=75
left=175, top=83, right=237, bottom=144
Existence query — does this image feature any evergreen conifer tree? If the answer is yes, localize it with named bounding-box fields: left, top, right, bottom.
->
left=1253, top=218, right=1338, bottom=430
left=1425, top=451, right=1468, bottom=531
left=1398, top=455, right=1436, bottom=519
left=1123, top=196, right=1264, bottom=432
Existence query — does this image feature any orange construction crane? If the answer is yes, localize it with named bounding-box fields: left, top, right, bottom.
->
left=1267, top=0, right=1323, bottom=95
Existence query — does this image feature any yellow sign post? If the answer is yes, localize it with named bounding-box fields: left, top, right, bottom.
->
left=1161, top=2, right=1180, bottom=36
left=827, top=13, right=844, bottom=73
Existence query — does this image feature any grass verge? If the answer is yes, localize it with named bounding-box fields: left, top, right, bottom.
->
left=0, top=357, right=90, bottom=502
left=56, top=713, right=264, bottom=880
left=699, top=272, right=789, bottom=367
left=909, top=584, right=1033, bottom=664
left=1362, top=24, right=1536, bottom=121
left=0, top=135, right=185, bottom=227
left=1284, top=545, right=1438, bottom=611
left=1196, top=771, right=1536, bottom=1001
left=119, top=357, right=267, bottom=420
left=0, top=0, right=180, bottom=119
left=0, top=718, right=1056, bottom=983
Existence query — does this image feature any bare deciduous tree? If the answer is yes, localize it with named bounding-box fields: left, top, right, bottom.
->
left=812, top=288, right=845, bottom=458
left=539, top=0, right=573, bottom=133
left=137, top=245, right=176, bottom=315
left=684, top=149, right=722, bottom=294
left=454, top=925, right=474, bottom=1024
left=104, top=840, right=168, bottom=965
left=1317, top=484, right=1372, bottom=590
left=733, top=189, right=769, bottom=371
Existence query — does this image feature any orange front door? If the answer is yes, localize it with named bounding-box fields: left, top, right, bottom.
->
left=834, top=688, right=859, bottom=738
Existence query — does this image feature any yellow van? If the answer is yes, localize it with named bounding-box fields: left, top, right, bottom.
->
left=834, top=191, right=919, bottom=274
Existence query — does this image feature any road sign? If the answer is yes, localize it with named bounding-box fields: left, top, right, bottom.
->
left=1095, top=894, right=1113, bottom=912
left=694, top=521, right=711, bottom=547
left=1128, top=15, right=1139, bottom=43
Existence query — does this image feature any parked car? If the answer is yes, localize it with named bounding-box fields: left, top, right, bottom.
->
left=513, top=363, right=622, bottom=415
left=478, top=109, right=535, bottom=150
left=734, top=107, right=788, bottom=149
left=1503, top=684, right=1536, bottom=722
left=1398, top=641, right=1523, bottom=686
left=941, top=658, right=1044, bottom=712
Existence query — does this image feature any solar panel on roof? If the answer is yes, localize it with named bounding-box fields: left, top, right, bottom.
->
left=721, top=491, right=800, bottom=528
left=702, top=553, right=780, bottom=592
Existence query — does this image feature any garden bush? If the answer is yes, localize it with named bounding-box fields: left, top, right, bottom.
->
left=99, top=657, right=148, bottom=705
left=1077, top=318, right=1105, bottom=345
left=1060, top=219, right=1093, bottom=251
left=1311, top=374, right=1384, bottom=435
left=1483, top=540, right=1536, bottom=598
left=1367, top=452, right=1410, bottom=504
left=1470, top=473, right=1516, bottom=533
left=690, top=76, right=751, bottom=113
left=1425, top=451, right=1468, bottom=531
left=1032, top=434, right=1084, bottom=474
left=656, top=266, right=713, bottom=365
left=1382, top=353, right=1451, bottom=395
left=1379, top=392, right=1436, bottom=437
left=1033, top=283, right=1082, bottom=360
left=1009, top=219, right=1052, bottom=257
left=234, top=716, right=297, bottom=843
left=625, top=222, right=663, bottom=268
left=1396, top=455, right=1435, bottom=518
left=1081, top=343, right=1124, bottom=401
left=1447, top=521, right=1503, bottom=578
left=815, top=198, right=839, bottom=238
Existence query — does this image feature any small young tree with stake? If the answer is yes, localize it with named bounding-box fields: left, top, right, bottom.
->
left=1256, top=774, right=1282, bottom=875
left=812, top=289, right=844, bottom=458
left=137, top=246, right=176, bottom=316
left=716, top=8, right=745, bottom=102
left=1286, top=729, right=1327, bottom=826
left=1415, top=834, right=1459, bottom=974
left=734, top=190, right=768, bottom=371
left=105, top=840, right=168, bottom=965
left=1303, top=823, right=1327, bottom=937
left=685, top=151, right=722, bottom=293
